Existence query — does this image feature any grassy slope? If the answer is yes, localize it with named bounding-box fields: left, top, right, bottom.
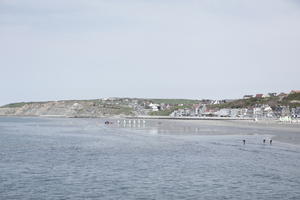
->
left=210, top=93, right=300, bottom=109
left=1, top=102, right=48, bottom=108
left=1, top=100, right=134, bottom=115
left=284, top=93, right=300, bottom=101
left=2, top=94, right=299, bottom=115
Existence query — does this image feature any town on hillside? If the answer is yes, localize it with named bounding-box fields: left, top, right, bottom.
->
left=135, top=90, right=300, bottom=120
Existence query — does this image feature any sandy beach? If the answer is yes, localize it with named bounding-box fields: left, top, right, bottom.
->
left=130, top=119, right=300, bottom=146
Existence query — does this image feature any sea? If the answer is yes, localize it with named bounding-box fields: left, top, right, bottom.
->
left=0, top=117, right=299, bottom=200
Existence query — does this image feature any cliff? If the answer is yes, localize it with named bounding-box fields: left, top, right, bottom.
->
left=0, top=100, right=134, bottom=118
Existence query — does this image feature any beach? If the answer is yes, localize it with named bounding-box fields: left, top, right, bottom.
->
left=121, top=118, right=300, bottom=146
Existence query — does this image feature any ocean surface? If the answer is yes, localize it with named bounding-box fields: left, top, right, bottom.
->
left=0, top=117, right=300, bottom=200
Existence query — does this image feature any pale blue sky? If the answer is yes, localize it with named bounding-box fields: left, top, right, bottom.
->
left=1, top=0, right=300, bottom=106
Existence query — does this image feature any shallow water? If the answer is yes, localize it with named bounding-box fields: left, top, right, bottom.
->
left=0, top=117, right=300, bottom=200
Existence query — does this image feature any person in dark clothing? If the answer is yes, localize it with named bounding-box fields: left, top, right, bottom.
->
left=243, top=140, right=246, bottom=145
left=270, top=139, right=272, bottom=145
left=263, top=139, right=266, bottom=144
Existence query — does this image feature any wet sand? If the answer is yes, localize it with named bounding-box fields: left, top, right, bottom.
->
left=139, top=119, right=300, bottom=146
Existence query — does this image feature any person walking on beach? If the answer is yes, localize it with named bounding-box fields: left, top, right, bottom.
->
left=270, top=139, right=272, bottom=145
left=263, top=139, right=266, bottom=144
left=243, top=140, right=246, bottom=145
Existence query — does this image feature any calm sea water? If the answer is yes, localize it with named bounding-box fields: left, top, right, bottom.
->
left=0, top=117, right=299, bottom=200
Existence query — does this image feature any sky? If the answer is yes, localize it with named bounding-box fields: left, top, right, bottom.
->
left=0, top=0, right=300, bottom=106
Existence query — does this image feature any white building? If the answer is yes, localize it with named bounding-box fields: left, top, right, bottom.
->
left=149, top=103, right=160, bottom=112
left=216, top=109, right=230, bottom=117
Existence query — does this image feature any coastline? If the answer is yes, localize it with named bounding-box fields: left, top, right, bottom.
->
left=142, top=118, right=300, bottom=146
left=113, top=117, right=300, bottom=146
left=1, top=115, right=299, bottom=146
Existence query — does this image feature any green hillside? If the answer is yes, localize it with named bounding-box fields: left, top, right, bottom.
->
left=211, top=93, right=300, bottom=109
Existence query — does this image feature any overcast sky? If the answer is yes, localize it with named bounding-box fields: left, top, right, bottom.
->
left=0, top=0, right=299, bottom=106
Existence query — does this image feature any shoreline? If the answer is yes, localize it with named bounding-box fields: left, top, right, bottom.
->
left=112, top=117, right=300, bottom=146
left=1, top=115, right=299, bottom=146
left=147, top=119, right=300, bottom=146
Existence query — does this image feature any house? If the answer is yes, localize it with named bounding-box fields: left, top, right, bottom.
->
left=170, top=111, right=177, bottom=117
left=291, top=107, right=300, bottom=118
left=255, top=94, right=263, bottom=98
left=268, top=93, right=277, bottom=97
left=263, top=105, right=272, bottom=112
left=170, top=108, right=191, bottom=117
left=277, top=92, right=287, bottom=97
left=108, top=97, right=117, bottom=101
left=132, top=99, right=138, bottom=104
left=216, top=109, right=230, bottom=117
left=202, top=108, right=218, bottom=117
left=230, top=109, right=242, bottom=117
left=277, top=92, right=288, bottom=101
left=253, top=107, right=262, bottom=116
left=290, top=90, right=300, bottom=94
left=246, top=108, right=254, bottom=117
left=201, top=99, right=213, bottom=104
left=165, top=104, right=171, bottom=109
left=274, top=106, right=290, bottom=117
left=212, top=100, right=220, bottom=105
left=281, top=106, right=291, bottom=116
left=243, top=95, right=253, bottom=99
left=194, top=104, right=206, bottom=116
left=262, top=105, right=274, bottom=118
left=194, top=104, right=201, bottom=116
left=149, top=103, right=160, bottom=112
left=219, top=100, right=227, bottom=104
left=240, top=108, right=248, bottom=117
left=262, top=94, right=270, bottom=98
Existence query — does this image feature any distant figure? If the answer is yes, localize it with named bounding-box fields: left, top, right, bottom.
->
left=243, top=140, right=246, bottom=145
left=270, top=139, right=272, bottom=145
left=263, top=139, right=266, bottom=144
